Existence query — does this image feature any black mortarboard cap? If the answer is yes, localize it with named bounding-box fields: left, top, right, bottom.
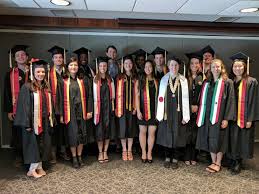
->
left=200, top=45, right=215, bottom=56
left=151, top=47, right=168, bottom=56
left=48, top=45, right=67, bottom=56
left=9, top=45, right=29, bottom=56
left=73, top=47, right=91, bottom=55
left=230, top=52, right=251, bottom=62
left=131, top=49, right=150, bottom=58
left=186, top=51, right=203, bottom=61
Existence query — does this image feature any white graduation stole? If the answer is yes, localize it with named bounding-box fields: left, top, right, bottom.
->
left=156, top=73, right=190, bottom=123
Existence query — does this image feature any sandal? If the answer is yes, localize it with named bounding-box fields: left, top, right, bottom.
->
left=122, top=151, right=128, bottom=161
left=213, top=163, right=221, bottom=172
left=127, top=151, right=133, bottom=161
left=103, top=151, right=109, bottom=163
left=98, top=152, right=104, bottom=163
left=206, top=163, right=217, bottom=173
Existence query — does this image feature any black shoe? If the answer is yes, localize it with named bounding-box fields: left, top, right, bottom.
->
left=60, top=152, right=71, bottom=161
left=78, top=156, right=85, bottom=166
left=147, top=159, right=153, bottom=163
left=142, top=159, right=147, bottom=163
left=171, top=161, right=179, bottom=169
left=164, top=160, right=171, bottom=168
left=231, top=161, right=241, bottom=175
left=72, top=157, right=79, bottom=169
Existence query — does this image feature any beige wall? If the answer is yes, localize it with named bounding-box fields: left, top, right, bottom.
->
left=1, top=30, right=259, bottom=146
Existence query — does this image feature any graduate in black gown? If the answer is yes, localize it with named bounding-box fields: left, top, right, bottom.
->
left=4, top=45, right=30, bottom=166
left=106, top=45, right=119, bottom=80
left=131, top=49, right=150, bottom=76
left=115, top=55, right=138, bottom=161
left=228, top=52, right=259, bottom=174
left=156, top=57, right=190, bottom=169
left=184, top=52, right=203, bottom=165
left=74, top=47, right=95, bottom=79
left=151, top=47, right=168, bottom=80
left=93, top=57, right=115, bottom=163
left=14, top=59, right=55, bottom=178
left=196, top=59, right=236, bottom=173
left=48, top=46, right=70, bottom=163
left=136, top=60, right=158, bottom=163
left=59, top=57, right=93, bottom=168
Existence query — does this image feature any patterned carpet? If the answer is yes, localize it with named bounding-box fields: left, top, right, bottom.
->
left=0, top=151, right=259, bottom=194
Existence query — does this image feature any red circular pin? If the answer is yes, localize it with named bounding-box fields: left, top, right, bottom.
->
left=159, top=97, right=164, bottom=102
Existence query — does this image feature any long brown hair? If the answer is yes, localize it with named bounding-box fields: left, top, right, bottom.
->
left=140, top=60, right=156, bottom=89
left=30, top=65, right=51, bottom=92
left=206, top=59, right=228, bottom=82
left=94, top=60, right=112, bottom=83
left=229, top=59, right=248, bottom=80
left=187, top=58, right=202, bottom=88
left=117, top=56, right=137, bottom=80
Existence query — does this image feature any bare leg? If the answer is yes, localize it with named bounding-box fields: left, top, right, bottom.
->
left=139, top=125, right=147, bottom=159
left=70, top=147, right=77, bottom=157
left=103, top=139, right=110, bottom=161
left=77, top=144, right=84, bottom=156
left=147, top=126, right=156, bottom=160
left=121, top=139, right=127, bottom=161
left=127, top=138, right=134, bottom=161
left=97, top=141, right=104, bottom=162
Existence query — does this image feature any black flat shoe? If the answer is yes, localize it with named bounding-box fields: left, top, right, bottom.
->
left=72, top=157, right=79, bottom=169
left=78, top=156, right=85, bottom=166
left=171, top=162, right=179, bottom=169
left=142, top=159, right=147, bottom=163
left=164, top=161, right=171, bottom=168
left=147, top=159, right=153, bottom=163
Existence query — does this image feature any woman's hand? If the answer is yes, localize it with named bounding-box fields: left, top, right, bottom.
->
left=191, top=105, right=198, bottom=113
left=182, top=120, right=186, bottom=125
left=60, top=116, right=64, bottom=124
left=87, top=112, right=93, bottom=120
left=246, top=122, right=252, bottom=129
left=221, top=120, right=228, bottom=129
left=137, top=111, right=143, bottom=120
left=8, top=113, right=14, bottom=121
left=26, top=128, right=32, bottom=132
left=132, top=109, right=137, bottom=115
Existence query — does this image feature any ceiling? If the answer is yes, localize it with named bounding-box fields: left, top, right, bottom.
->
left=0, top=0, right=258, bottom=23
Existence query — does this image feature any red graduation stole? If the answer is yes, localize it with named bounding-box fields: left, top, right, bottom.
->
left=63, top=78, right=87, bottom=124
left=10, top=68, right=20, bottom=114
left=143, top=78, right=158, bottom=121
left=115, top=76, right=136, bottom=118
left=237, top=79, right=247, bottom=128
left=33, top=89, right=53, bottom=135
left=50, top=67, right=58, bottom=106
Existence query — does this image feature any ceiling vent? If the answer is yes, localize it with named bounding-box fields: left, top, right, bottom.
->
left=51, top=9, right=76, bottom=17
left=214, top=17, right=240, bottom=23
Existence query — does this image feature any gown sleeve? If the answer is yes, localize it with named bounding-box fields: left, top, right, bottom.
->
left=247, top=78, right=259, bottom=121
left=4, top=71, right=12, bottom=113
left=14, top=84, right=32, bottom=129
left=84, top=77, right=93, bottom=113
left=223, top=79, right=236, bottom=121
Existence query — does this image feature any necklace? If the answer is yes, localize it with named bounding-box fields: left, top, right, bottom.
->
left=169, top=75, right=179, bottom=97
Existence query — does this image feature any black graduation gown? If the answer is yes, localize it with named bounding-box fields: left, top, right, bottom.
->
left=4, top=68, right=28, bottom=149
left=196, top=78, right=236, bottom=154
left=60, top=76, right=93, bottom=146
left=78, top=64, right=94, bottom=79
left=154, top=69, right=165, bottom=80
left=186, top=73, right=203, bottom=145
left=14, top=83, right=54, bottom=164
left=95, top=78, right=116, bottom=141
left=138, top=79, right=158, bottom=126
left=49, top=68, right=67, bottom=147
left=116, top=75, right=137, bottom=139
left=229, top=77, right=259, bottom=160
left=156, top=78, right=189, bottom=148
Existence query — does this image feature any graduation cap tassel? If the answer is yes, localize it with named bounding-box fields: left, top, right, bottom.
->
left=47, top=64, right=50, bottom=83
left=202, top=59, right=205, bottom=80
left=165, top=50, right=167, bottom=65
left=183, top=61, right=186, bottom=77
left=95, top=58, right=98, bottom=74
left=121, top=57, right=124, bottom=73
left=247, top=57, right=250, bottom=75
left=30, top=61, right=33, bottom=81
left=88, top=50, right=90, bottom=65
left=63, top=48, right=66, bottom=65
left=9, top=49, right=12, bottom=68
left=145, top=52, right=148, bottom=60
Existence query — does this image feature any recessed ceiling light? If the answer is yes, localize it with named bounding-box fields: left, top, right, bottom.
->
left=240, top=7, right=258, bottom=13
left=50, top=0, right=70, bottom=6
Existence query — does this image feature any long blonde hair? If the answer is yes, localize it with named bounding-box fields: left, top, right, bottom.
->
left=207, top=59, right=228, bottom=81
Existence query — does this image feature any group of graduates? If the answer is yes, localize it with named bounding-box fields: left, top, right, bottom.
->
left=4, top=44, right=259, bottom=179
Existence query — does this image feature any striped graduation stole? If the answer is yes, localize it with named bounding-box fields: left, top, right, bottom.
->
left=237, top=79, right=246, bottom=128
left=10, top=68, right=20, bottom=114
left=196, top=78, right=225, bottom=127
left=50, top=66, right=58, bottom=106
left=33, top=89, right=53, bottom=135
left=143, top=78, right=158, bottom=121
left=93, top=77, right=115, bottom=125
left=63, top=78, right=87, bottom=124
left=115, top=76, right=136, bottom=118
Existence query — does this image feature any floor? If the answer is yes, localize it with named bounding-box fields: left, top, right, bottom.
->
left=0, top=144, right=258, bottom=194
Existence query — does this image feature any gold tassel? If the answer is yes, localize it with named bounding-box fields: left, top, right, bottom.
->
left=96, top=58, right=98, bottom=74
left=177, top=82, right=180, bottom=112
left=9, top=49, right=12, bottom=68
left=247, top=57, right=250, bottom=75
left=121, top=57, right=124, bottom=73
left=30, top=61, right=33, bottom=81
